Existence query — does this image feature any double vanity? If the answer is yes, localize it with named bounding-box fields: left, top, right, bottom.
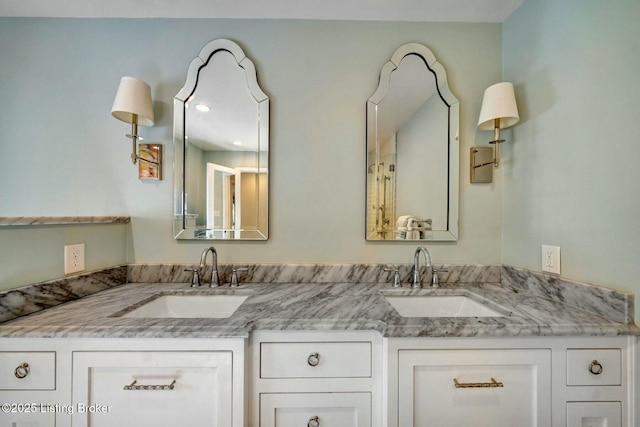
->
left=1, top=263, right=637, bottom=427
left=0, top=34, right=637, bottom=427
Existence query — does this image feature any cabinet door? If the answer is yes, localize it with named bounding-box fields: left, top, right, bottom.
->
left=72, top=351, right=233, bottom=427
left=260, top=392, right=371, bottom=427
left=398, top=349, right=551, bottom=427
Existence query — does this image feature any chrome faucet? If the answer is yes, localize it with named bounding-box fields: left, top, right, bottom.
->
left=412, top=246, right=433, bottom=288
left=199, top=246, right=220, bottom=287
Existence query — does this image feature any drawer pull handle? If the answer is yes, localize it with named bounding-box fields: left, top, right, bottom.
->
left=307, top=352, right=320, bottom=367
left=589, top=360, right=604, bottom=375
left=123, top=379, right=176, bottom=391
left=14, top=362, right=30, bottom=379
left=307, top=416, right=320, bottom=427
left=453, top=377, right=503, bottom=388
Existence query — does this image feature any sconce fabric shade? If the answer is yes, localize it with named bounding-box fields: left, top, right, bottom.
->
left=477, top=82, right=519, bottom=130
left=111, top=76, right=154, bottom=127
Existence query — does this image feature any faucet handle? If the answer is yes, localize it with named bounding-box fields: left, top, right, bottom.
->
left=184, top=268, right=201, bottom=287
left=229, top=267, right=249, bottom=287
left=431, top=266, right=449, bottom=287
left=383, top=266, right=402, bottom=288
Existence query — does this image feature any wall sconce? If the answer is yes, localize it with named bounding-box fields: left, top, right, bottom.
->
left=471, top=82, right=520, bottom=183
left=111, top=76, right=155, bottom=165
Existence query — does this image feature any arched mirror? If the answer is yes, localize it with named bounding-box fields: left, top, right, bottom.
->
left=174, top=39, right=269, bottom=240
left=366, top=43, right=459, bottom=241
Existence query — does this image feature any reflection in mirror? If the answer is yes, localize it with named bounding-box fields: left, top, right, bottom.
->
left=174, top=39, right=269, bottom=240
left=366, top=43, right=459, bottom=241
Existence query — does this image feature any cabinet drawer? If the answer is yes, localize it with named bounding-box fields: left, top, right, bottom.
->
left=0, top=352, right=55, bottom=390
left=260, top=392, right=371, bottom=427
left=260, top=342, right=371, bottom=378
left=567, top=402, right=621, bottom=427
left=0, top=409, right=55, bottom=427
left=567, top=349, right=621, bottom=386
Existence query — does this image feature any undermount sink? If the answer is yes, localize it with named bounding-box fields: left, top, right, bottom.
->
left=383, top=292, right=509, bottom=318
left=119, top=294, right=248, bottom=319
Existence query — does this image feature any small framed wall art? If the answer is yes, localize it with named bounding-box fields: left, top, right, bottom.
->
left=138, top=143, right=162, bottom=180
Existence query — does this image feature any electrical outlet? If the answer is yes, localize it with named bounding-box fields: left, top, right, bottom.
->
left=541, top=245, right=560, bottom=275
left=64, top=243, right=85, bottom=275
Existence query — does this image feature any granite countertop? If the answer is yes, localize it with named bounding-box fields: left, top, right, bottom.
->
left=1, top=281, right=638, bottom=339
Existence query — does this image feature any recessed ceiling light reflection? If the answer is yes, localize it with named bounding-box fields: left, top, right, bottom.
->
left=195, top=104, right=210, bottom=112
left=232, top=141, right=243, bottom=146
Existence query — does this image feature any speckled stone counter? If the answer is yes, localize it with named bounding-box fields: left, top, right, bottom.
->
left=1, top=281, right=638, bottom=339
left=0, top=263, right=498, bottom=324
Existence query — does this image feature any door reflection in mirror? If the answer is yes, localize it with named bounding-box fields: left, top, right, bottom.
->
left=366, top=43, right=459, bottom=241
left=174, top=39, right=269, bottom=240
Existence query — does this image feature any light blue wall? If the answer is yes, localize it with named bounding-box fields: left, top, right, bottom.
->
left=502, top=1, right=640, bottom=320
left=0, top=223, right=128, bottom=292
left=0, top=8, right=638, bottom=328
left=0, top=18, right=504, bottom=290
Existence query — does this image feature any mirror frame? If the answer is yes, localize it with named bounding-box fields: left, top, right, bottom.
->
left=366, top=43, right=459, bottom=241
left=173, top=39, right=269, bottom=240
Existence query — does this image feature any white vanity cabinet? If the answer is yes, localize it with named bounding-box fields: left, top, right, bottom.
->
left=0, top=351, right=57, bottom=427
left=0, top=332, right=635, bottom=427
left=249, top=331, right=382, bottom=427
left=0, top=337, right=245, bottom=427
left=386, top=336, right=636, bottom=427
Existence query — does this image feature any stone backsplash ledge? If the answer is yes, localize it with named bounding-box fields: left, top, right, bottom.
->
left=502, top=266, right=634, bottom=325
left=0, top=263, right=634, bottom=325
left=126, top=263, right=501, bottom=285
left=0, top=266, right=126, bottom=324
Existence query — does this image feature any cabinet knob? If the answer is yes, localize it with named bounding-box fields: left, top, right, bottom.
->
left=14, top=362, right=30, bottom=379
left=589, top=360, right=604, bottom=375
left=307, top=415, right=320, bottom=427
left=307, top=352, right=320, bottom=367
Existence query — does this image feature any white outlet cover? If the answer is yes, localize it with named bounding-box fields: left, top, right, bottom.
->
left=64, top=243, right=85, bottom=275
left=541, top=245, right=560, bottom=275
